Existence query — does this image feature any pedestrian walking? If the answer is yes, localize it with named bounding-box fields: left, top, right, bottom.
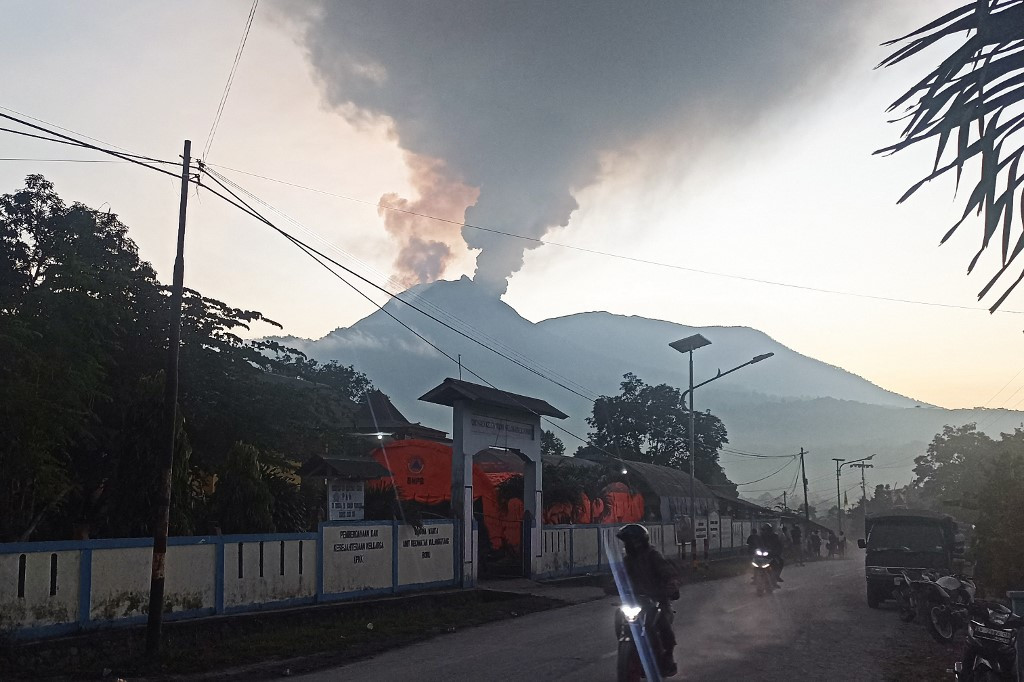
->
left=791, top=524, right=804, bottom=566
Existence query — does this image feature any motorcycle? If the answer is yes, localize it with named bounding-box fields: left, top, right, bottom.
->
left=751, top=548, right=777, bottom=597
left=952, top=600, right=1023, bottom=681
left=918, top=573, right=977, bottom=644
left=894, top=568, right=942, bottom=623
left=615, top=596, right=673, bottom=681
left=893, top=569, right=919, bottom=622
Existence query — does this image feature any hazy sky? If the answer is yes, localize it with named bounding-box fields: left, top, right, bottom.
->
left=2, top=0, right=1022, bottom=415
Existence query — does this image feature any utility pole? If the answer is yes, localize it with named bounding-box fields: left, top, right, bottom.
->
left=782, top=491, right=787, bottom=513
left=146, top=140, right=191, bottom=656
left=851, top=460, right=874, bottom=519
left=800, top=448, right=810, bottom=523
left=833, top=458, right=845, bottom=533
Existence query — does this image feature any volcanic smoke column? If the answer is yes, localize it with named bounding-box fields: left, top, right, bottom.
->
left=288, top=1, right=864, bottom=295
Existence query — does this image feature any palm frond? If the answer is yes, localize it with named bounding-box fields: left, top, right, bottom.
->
left=880, top=0, right=1024, bottom=310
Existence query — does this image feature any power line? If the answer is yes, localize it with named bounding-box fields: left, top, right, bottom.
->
left=0, top=158, right=129, bottom=163
left=707, top=457, right=796, bottom=487
left=208, top=162, right=1024, bottom=315
left=0, top=111, right=842, bottom=502
left=0, top=114, right=181, bottom=175
left=0, top=104, right=138, bottom=154
left=199, top=166, right=601, bottom=403
left=202, top=0, right=258, bottom=161
left=198, top=168, right=624, bottom=462
left=201, top=168, right=599, bottom=405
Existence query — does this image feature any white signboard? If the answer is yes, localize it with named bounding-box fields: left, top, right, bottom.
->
left=469, top=414, right=535, bottom=441
left=709, top=513, right=720, bottom=539
left=328, top=480, right=365, bottom=521
left=694, top=518, right=708, bottom=540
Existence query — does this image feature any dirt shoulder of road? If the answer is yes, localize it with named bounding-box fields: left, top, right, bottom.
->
left=0, top=590, right=562, bottom=680
left=0, top=556, right=754, bottom=680
left=879, top=617, right=962, bottom=681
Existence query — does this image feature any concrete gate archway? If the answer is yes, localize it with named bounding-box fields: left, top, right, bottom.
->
left=419, top=378, right=567, bottom=585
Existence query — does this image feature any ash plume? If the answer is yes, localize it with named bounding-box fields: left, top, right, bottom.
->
left=286, top=1, right=867, bottom=295
left=379, top=153, right=479, bottom=288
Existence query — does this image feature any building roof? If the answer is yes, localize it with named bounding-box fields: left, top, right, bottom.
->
left=296, top=455, right=391, bottom=480
left=618, top=459, right=717, bottom=500
left=418, top=378, right=569, bottom=419
left=351, top=390, right=449, bottom=442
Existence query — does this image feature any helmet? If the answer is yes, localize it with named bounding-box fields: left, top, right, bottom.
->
left=761, top=524, right=773, bottom=533
left=616, top=523, right=650, bottom=555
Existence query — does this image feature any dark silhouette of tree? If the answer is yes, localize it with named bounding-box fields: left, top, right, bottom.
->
left=585, top=372, right=734, bottom=493
left=0, top=175, right=372, bottom=540
left=541, top=429, right=565, bottom=457
left=879, top=0, right=1024, bottom=310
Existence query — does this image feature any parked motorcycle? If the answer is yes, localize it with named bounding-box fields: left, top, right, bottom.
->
left=751, top=548, right=777, bottom=597
left=893, top=568, right=942, bottom=623
left=918, top=573, right=977, bottom=644
left=952, top=600, right=1023, bottom=681
left=615, top=596, right=672, bottom=681
left=893, top=569, right=919, bottom=622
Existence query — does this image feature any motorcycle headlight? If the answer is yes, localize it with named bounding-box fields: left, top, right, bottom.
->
left=990, top=610, right=1010, bottom=625
left=755, top=549, right=768, bottom=556
left=620, top=605, right=642, bottom=622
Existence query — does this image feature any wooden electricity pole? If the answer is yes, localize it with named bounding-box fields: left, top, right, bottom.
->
left=800, top=448, right=809, bottom=523
left=146, top=140, right=191, bottom=655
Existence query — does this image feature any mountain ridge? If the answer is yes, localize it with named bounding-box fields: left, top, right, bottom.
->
left=270, top=277, right=1023, bottom=504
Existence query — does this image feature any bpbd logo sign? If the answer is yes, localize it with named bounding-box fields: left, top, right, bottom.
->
left=407, top=456, right=425, bottom=485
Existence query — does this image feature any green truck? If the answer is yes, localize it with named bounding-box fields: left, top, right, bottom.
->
left=857, top=510, right=965, bottom=608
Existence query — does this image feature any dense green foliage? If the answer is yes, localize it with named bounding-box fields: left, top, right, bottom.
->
left=581, top=372, right=736, bottom=495
left=540, top=429, right=564, bottom=457
left=0, top=176, right=369, bottom=541
left=852, top=423, right=1024, bottom=594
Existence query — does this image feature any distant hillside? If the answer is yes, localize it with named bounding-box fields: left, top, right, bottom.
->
left=275, top=276, right=1024, bottom=505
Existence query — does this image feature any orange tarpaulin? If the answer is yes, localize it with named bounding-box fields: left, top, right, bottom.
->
left=369, top=440, right=505, bottom=549
left=368, top=440, right=645, bottom=551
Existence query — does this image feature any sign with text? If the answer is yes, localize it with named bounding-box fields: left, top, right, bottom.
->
left=397, top=523, right=455, bottom=586
left=694, top=518, right=708, bottom=540
left=328, top=480, right=365, bottom=521
left=469, top=415, right=535, bottom=442
left=321, top=524, right=392, bottom=593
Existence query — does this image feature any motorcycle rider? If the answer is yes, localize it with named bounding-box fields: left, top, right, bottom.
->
left=758, top=523, right=785, bottom=583
left=616, top=523, right=681, bottom=677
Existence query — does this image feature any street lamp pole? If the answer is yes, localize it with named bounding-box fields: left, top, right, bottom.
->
left=833, top=454, right=875, bottom=534
left=669, top=334, right=773, bottom=563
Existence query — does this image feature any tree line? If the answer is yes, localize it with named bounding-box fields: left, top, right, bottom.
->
left=0, top=175, right=370, bottom=542
left=0, top=176, right=737, bottom=543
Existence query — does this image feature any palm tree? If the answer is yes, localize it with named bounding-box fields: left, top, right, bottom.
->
left=878, top=0, right=1024, bottom=310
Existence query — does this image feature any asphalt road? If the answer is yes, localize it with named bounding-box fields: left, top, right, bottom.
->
left=296, top=551, right=903, bottom=681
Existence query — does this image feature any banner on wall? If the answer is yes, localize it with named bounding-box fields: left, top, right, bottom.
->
left=328, top=480, right=365, bottom=521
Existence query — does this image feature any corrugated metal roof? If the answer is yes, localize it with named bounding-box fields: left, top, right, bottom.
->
left=618, top=459, right=716, bottom=500
left=297, top=455, right=391, bottom=480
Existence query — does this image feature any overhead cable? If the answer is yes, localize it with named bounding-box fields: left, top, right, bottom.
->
left=202, top=0, right=259, bottom=161
left=209, top=162, right=1024, bottom=315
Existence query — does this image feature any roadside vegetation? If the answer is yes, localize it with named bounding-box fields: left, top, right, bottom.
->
left=0, top=175, right=372, bottom=542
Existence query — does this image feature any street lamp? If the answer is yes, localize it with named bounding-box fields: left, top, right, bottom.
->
left=669, top=334, right=774, bottom=555
left=833, top=454, right=875, bottom=533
